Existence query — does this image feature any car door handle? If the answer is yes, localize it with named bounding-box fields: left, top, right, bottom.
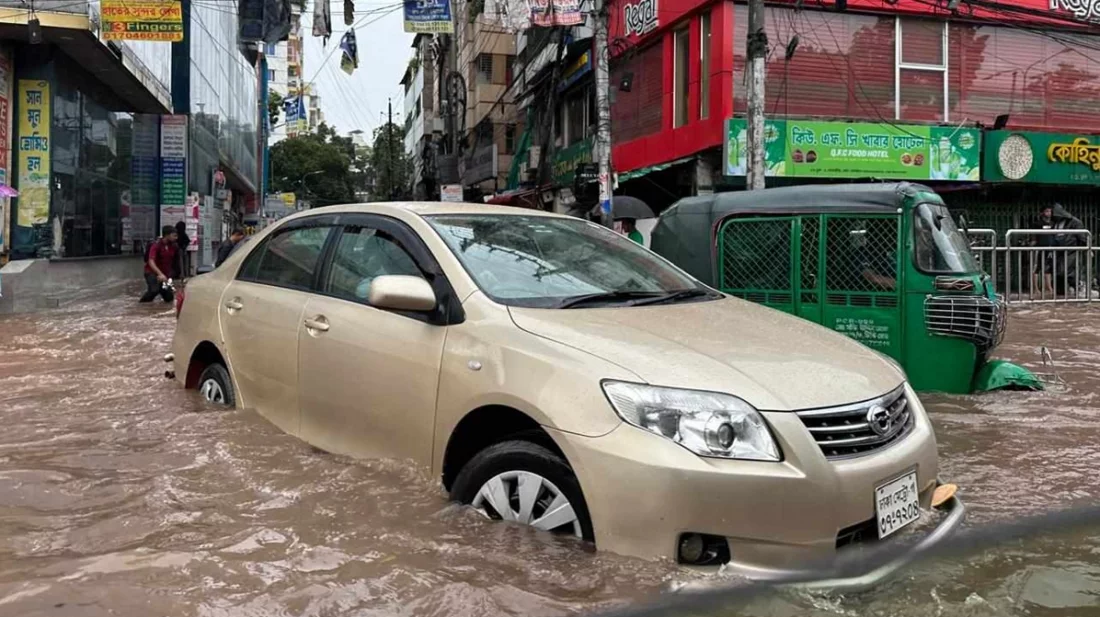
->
left=225, top=299, right=244, bottom=312
left=303, top=317, right=330, bottom=332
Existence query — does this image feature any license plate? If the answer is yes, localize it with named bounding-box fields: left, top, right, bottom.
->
left=875, top=471, right=921, bottom=539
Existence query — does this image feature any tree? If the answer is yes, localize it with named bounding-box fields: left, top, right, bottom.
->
left=268, top=89, right=284, bottom=128
left=370, top=121, right=411, bottom=201
left=270, top=123, right=372, bottom=206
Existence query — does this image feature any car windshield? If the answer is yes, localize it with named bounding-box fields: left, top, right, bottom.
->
left=426, top=214, right=709, bottom=308
left=914, top=202, right=980, bottom=274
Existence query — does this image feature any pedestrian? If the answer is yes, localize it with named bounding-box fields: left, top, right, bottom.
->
left=619, top=218, right=644, bottom=245
left=175, top=221, right=190, bottom=279
left=216, top=228, right=246, bottom=267
left=1031, top=203, right=1084, bottom=297
left=140, top=225, right=178, bottom=303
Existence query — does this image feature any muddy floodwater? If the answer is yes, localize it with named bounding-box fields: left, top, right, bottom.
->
left=1, top=286, right=1098, bottom=617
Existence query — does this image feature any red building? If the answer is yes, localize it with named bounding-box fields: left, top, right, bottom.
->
left=606, top=0, right=1100, bottom=228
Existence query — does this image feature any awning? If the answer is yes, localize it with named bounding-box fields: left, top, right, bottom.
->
left=616, top=157, right=695, bottom=184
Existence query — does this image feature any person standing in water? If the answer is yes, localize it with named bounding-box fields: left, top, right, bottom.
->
left=140, top=226, right=178, bottom=303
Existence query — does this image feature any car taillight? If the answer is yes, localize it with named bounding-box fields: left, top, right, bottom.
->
left=175, top=287, right=185, bottom=318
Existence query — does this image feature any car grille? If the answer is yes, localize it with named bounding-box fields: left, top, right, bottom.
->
left=794, top=386, right=913, bottom=459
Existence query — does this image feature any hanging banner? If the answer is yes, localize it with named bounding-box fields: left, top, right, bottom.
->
left=724, top=118, right=981, bottom=181
left=17, top=80, right=50, bottom=228
left=530, top=0, right=583, bottom=26
left=101, top=0, right=184, bottom=42
left=403, top=0, right=454, bottom=33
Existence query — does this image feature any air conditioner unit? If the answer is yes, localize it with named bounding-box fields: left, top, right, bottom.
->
left=527, top=146, right=541, bottom=171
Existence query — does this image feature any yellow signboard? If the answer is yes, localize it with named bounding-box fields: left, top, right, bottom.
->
left=17, top=80, right=49, bottom=228
left=102, top=0, right=184, bottom=42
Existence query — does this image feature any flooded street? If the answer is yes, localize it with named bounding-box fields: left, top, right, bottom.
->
left=1, top=288, right=1098, bottom=616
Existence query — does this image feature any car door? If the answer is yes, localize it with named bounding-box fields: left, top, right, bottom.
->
left=297, top=215, right=454, bottom=467
left=219, top=219, right=336, bottom=436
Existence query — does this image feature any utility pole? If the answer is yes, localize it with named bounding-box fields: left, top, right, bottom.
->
left=388, top=97, right=395, bottom=200
left=745, top=0, right=767, bottom=190
left=593, top=0, right=613, bottom=226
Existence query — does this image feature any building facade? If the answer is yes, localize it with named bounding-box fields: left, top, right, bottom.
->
left=602, top=0, right=1100, bottom=225
left=402, top=34, right=439, bottom=200
left=454, top=0, right=518, bottom=196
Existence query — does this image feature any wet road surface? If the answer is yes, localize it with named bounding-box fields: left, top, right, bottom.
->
left=0, top=288, right=1098, bottom=616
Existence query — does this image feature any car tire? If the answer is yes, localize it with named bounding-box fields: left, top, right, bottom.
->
left=197, top=363, right=235, bottom=407
left=451, top=440, right=595, bottom=542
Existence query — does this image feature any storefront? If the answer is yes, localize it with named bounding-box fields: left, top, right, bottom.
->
left=941, top=130, right=1100, bottom=237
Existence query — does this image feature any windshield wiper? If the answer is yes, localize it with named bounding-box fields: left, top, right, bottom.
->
left=630, top=288, right=714, bottom=306
left=556, top=290, right=665, bottom=309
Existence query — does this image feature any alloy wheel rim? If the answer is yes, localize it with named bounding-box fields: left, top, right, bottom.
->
left=471, top=470, right=582, bottom=538
left=200, top=379, right=225, bottom=404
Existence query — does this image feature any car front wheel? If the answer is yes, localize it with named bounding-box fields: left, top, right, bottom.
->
left=197, top=363, right=235, bottom=406
left=451, top=440, right=594, bottom=542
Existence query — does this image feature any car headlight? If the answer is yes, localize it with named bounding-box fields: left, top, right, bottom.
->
left=601, top=381, right=781, bottom=461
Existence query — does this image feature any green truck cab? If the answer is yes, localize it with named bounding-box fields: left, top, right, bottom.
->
left=650, top=182, right=1039, bottom=394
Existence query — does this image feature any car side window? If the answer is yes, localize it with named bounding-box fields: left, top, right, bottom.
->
left=244, top=226, right=332, bottom=290
left=326, top=225, right=425, bottom=303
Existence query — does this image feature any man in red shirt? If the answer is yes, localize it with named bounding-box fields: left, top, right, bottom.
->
left=140, top=225, right=179, bottom=303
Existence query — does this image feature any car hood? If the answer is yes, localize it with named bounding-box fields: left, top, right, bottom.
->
left=508, top=297, right=904, bottom=411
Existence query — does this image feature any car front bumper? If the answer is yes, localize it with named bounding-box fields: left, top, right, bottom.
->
left=547, top=391, right=963, bottom=590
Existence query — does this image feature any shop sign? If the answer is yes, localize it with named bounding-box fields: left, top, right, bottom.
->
left=441, top=184, right=463, bottom=202
left=160, top=115, right=187, bottom=227
left=984, top=130, right=1100, bottom=184
left=102, top=0, right=184, bottom=42
left=559, top=51, right=592, bottom=93
left=463, top=143, right=498, bottom=186
left=724, top=118, right=981, bottom=181
left=1049, top=0, right=1100, bottom=23
left=623, top=0, right=658, bottom=36
left=552, top=138, right=593, bottom=186
left=403, top=0, right=454, bottom=33
left=17, top=80, right=50, bottom=228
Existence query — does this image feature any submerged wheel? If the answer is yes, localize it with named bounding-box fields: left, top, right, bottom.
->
left=197, top=363, right=235, bottom=406
left=451, top=440, right=594, bottom=541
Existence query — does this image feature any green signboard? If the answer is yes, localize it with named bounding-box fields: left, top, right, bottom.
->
left=552, top=138, right=593, bottom=186
left=724, top=118, right=981, bottom=182
left=984, top=130, right=1100, bottom=185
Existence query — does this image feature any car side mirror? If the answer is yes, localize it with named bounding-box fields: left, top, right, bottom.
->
left=196, top=265, right=214, bottom=275
left=368, top=275, right=437, bottom=312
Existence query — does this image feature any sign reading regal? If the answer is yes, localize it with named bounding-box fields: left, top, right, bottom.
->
left=1049, top=0, right=1100, bottom=23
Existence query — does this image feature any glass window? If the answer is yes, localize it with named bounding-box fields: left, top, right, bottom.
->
left=326, top=226, right=424, bottom=303
left=674, top=28, right=690, bottom=128
left=700, top=12, right=711, bottom=120
left=426, top=215, right=705, bottom=308
left=565, top=87, right=587, bottom=145
left=897, top=18, right=947, bottom=121
left=477, top=54, right=493, bottom=84
left=505, top=124, right=516, bottom=154
left=244, top=226, right=332, bottom=289
left=914, top=203, right=979, bottom=274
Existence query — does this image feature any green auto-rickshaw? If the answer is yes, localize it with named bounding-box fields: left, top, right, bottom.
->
left=650, top=182, right=1040, bottom=394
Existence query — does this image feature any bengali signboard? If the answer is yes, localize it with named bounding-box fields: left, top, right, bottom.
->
left=102, top=0, right=184, bottom=42
left=552, top=138, right=593, bottom=186
left=984, top=130, right=1100, bottom=185
left=160, top=115, right=187, bottom=228
left=403, top=0, right=454, bottom=33
left=17, top=80, right=50, bottom=227
left=724, top=118, right=981, bottom=181
left=463, top=143, right=498, bottom=186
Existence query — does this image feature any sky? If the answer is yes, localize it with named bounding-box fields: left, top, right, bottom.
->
left=300, top=1, right=414, bottom=138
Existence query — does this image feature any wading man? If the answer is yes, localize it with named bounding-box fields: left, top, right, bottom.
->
left=140, top=225, right=178, bottom=303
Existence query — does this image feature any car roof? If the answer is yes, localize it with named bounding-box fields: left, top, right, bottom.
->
left=290, top=202, right=571, bottom=219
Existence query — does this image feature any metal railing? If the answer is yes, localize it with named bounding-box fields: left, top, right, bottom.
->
left=1002, top=229, right=1094, bottom=304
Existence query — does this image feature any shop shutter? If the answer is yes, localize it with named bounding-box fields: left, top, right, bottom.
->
left=611, top=42, right=664, bottom=145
